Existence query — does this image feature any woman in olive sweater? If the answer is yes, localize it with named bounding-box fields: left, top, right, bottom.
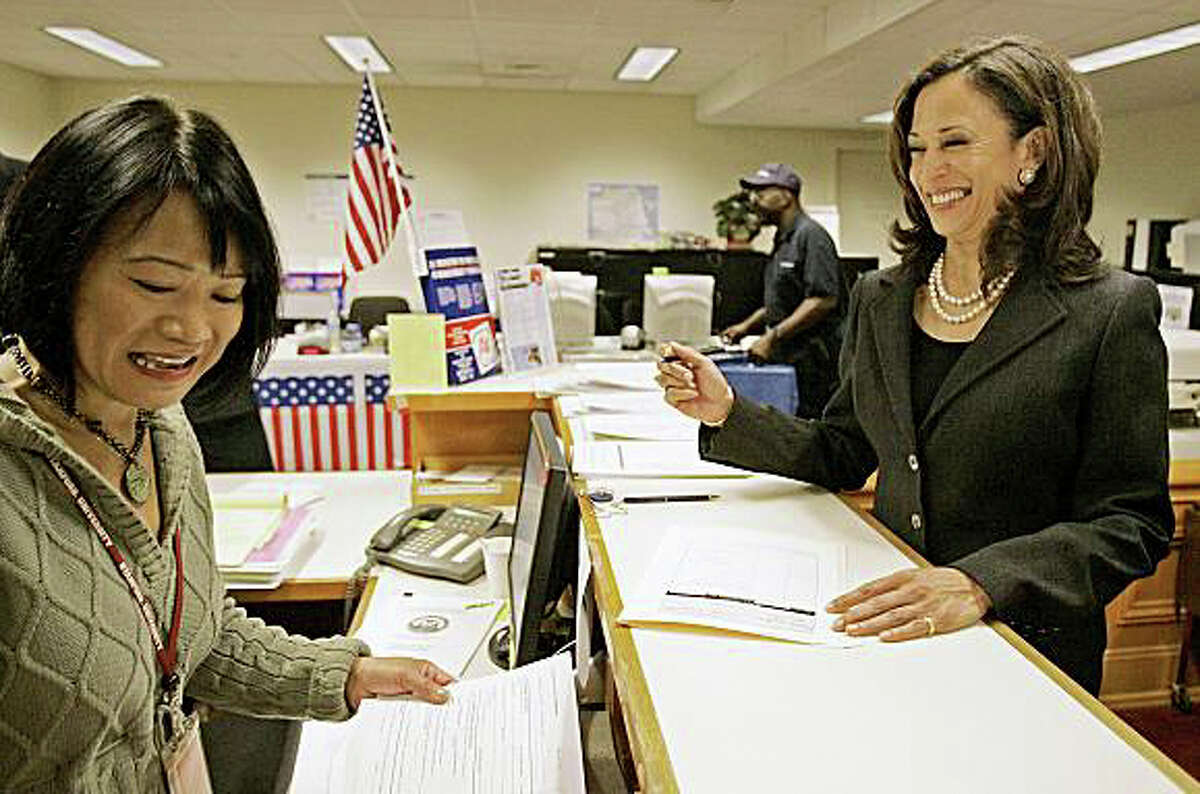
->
left=0, top=96, right=452, bottom=792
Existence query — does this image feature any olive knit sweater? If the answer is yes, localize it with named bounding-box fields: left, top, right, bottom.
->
left=0, top=388, right=369, bottom=792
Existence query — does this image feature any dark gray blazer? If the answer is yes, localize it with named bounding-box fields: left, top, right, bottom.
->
left=702, top=263, right=1173, bottom=693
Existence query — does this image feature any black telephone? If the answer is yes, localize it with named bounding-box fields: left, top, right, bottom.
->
left=368, top=503, right=504, bottom=582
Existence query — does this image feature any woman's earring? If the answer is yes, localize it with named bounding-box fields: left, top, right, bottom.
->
left=1018, top=167, right=1037, bottom=186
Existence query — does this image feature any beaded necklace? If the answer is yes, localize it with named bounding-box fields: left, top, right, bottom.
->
left=2, top=335, right=151, bottom=505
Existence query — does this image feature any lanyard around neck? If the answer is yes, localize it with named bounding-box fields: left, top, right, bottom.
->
left=49, top=459, right=185, bottom=694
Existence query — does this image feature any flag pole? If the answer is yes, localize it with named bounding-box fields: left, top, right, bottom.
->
left=363, top=62, right=424, bottom=306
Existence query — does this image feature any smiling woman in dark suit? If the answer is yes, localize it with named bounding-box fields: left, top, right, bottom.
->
left=656, top=35, right=1172, bottom=695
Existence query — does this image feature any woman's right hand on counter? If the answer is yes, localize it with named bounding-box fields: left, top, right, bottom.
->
left=654, top=342, right=734, bottom=426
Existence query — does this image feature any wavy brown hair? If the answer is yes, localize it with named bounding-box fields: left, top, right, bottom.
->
left=888, top=35, right=1105, bottom=284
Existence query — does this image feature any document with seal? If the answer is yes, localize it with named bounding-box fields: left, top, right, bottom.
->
left=619, top=526, right=860, bottom=646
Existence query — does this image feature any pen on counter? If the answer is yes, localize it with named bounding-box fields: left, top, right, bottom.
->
left=463, top=601, right=495, bottom=609
left=623, top=494, right=721, bottom=504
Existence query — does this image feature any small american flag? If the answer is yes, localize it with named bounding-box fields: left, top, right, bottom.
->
left=254, top=375, right=408, bottom=471
left=343, top=75, right=411, bottom=273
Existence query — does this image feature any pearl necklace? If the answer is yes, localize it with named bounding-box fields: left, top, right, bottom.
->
left=927, top=254, right=1015, bottom=325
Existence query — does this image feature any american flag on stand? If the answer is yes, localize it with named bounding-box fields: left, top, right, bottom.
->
left=343, top=75, right=412, bottom=273
left=254, top=375, right=408, bottom=471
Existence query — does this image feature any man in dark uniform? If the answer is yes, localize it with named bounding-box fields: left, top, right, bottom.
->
left=721, top=163, right=846, bottom=418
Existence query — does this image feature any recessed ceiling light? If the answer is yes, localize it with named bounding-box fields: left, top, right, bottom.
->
left=616, top=46, right=679, bottom=82
left=1069, top=22, right=1200, bottom=74
left=323, top=35, right=392, bottom=74
left=43, top=27, right=162, bottom=68
left=860, top=110, right=893, bottom=125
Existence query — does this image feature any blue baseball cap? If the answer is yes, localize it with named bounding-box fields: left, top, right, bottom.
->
left=739, top=163, right=801, bottom=194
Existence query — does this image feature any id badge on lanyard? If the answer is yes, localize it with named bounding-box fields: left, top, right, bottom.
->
left=159, top=691, right=212, bottom=794
left=49, top=459, right=213, bottom=793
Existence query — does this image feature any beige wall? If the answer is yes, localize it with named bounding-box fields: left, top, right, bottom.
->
left=1093, top=100, right=1200, bottom=267
left=2, top=73, right=1197, bottom=297
left=41, top=80, right=885, bottom=303
left=0, top=61, right=58, bottom=158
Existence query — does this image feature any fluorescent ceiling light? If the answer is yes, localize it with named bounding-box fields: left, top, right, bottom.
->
left=616, top=46, right=679, bottom=82
left=323, top=35, right=392, bottom=73
left=860, top=110, right=893, bottom=125
left=1069, top=22, right=1200, bottom=74
left=43, top=27, right=162, bottom=67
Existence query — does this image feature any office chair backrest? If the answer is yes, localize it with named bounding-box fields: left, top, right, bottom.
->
left=348, top=296, right=410, bottom=333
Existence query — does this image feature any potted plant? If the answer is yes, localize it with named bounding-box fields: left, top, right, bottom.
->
left=713, top=190, right=762, bottom=247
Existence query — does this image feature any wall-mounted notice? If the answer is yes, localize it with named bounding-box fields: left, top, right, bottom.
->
left=587, top=182, right=659, bottom=243
left=304, top=173, right=348, bottom=225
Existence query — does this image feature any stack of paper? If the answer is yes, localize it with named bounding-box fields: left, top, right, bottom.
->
left=571, top=440, right=750, bottom=478
left=334, top=654, right=585, bottom=794
left=213, top=486, right=321, bottom=588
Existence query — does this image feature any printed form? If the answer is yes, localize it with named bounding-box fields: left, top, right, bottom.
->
left=620, top=527, right=860, bottom=646
left=333, top=653, right=584, bottom=794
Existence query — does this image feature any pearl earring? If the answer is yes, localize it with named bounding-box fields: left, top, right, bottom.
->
left=1018, top=167, right=1037, bottom=186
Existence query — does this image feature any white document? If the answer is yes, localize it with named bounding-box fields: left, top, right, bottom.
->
left=571, top=440, right=750, bottom=478
left=441, top=463, right=512, bottom=483
left=574, top=362, right=661, bottom=391
left=336, top=654, right=585, bottom=794
left=355, top=585, right=503, bottom=678
left=619, top=527, right=858, bottom=646
left=585, top=412, right=699, bottom=441
left=419, top=208, right=471, bottom=248
left=555, top=393, right=588, bottom=417
left=579, top=392, right=666, bottom=414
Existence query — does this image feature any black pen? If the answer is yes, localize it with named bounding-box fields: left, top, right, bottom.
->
left=623, top=494, right=720, bottom=504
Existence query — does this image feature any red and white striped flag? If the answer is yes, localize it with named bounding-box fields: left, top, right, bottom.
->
left=253, top=375, right=409, bottom=471
left=343, top=75, right=411, bottom=272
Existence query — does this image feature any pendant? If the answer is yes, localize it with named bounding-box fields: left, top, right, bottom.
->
left=123, top=461, right=150, bottom=506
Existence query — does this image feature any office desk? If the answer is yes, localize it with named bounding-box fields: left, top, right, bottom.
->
left=580, top=475, right=1193, bottom=792
left=838, top=433, right=1200, bottom=709
left=210, top=470, right=410, bottom=603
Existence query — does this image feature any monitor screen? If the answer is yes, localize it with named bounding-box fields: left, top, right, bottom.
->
left=507, top=411, right=575, bottom=667
left=642, top=273, right=716, bottom=346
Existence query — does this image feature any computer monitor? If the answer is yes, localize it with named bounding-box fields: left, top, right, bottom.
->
left=545, top=271, right=597, bottom=346
left=507, top=411, right=577, bottom=667
left=642, top=273, right=715, bottom=346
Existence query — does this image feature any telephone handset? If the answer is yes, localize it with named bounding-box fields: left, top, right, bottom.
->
left=368, top=503, right=504, bottom=583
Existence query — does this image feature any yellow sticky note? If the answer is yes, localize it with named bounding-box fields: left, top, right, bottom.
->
left=651, top=266, right=669, bottom=275
left=388, top=313, right=448, bottom=389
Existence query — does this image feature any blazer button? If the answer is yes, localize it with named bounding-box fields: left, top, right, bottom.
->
left=910, top=513, right=922, bottom=530
left=907, top=454, right=919, bottom=472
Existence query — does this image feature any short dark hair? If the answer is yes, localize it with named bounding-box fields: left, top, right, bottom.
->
left=887, top=35, right=1105, bottom=283
left=0, top=95, right=279, bottom=407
